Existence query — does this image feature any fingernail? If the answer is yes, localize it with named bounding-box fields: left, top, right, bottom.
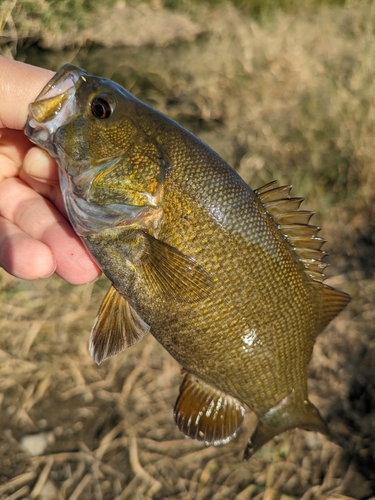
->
left=39, top=259, right=57, bottom=279
left=86, top=273, right=103, bottom=285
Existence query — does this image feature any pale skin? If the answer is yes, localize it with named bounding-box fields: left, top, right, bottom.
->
left=0, top=56, right=101, bottom=283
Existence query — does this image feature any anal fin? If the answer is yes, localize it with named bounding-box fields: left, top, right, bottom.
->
left=89, top=285, right=150, bottom=365
left=174, top=372, right=245, bottom=445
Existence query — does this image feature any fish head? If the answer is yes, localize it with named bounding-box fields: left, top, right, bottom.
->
left=26, top=64, right=141, bottom=174
left=25, top=64, right=166, bottom=235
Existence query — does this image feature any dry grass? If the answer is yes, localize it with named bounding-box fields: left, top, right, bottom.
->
left=32, top=1, right=374, bottom=226
left=0, top=270, right=372, bottom=499
left=1, top=1, right=375, bottom=498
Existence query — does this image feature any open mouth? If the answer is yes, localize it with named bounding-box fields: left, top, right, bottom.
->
left=25, top=64, right=86, bottom=146
left=34, top=64, right=85, bottom=102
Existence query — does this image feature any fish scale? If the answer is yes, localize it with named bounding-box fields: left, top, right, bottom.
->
left=25, top=63, right=350, bottom=458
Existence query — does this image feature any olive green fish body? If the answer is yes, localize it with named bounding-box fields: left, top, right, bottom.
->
left=25, top=64, right=350, bottom=457
left=85, top=125, right=317, bottom=410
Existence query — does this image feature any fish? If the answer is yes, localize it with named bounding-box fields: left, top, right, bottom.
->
left=24, top=63, right=351, bottom=459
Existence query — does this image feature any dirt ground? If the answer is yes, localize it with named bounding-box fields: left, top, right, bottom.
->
left=1, top=1, right=375, bottom=499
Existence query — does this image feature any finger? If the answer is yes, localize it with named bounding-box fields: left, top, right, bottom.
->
left=20, top=149, right=76, bottom=248
left=0, top=177, right=101, bottom=284
left=0, top=217, right=56, bottom=280
left=20, top=145, right=63, bottom=208
left=0, top=129, right=33, bottom=181
left=0, top=57, right=54, bottom=130
left=42, top=215, right=102, bottom=284
left=23, top=146, right=59, bottom=185
left=19, top=163, right=67, bottom=220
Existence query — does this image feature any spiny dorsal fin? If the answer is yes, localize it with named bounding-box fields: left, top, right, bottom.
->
left=255, top=181, right=327, bottom=283
left=174, top=372, right=245, bottom=445
left=89, top=285, right=150, bottom=365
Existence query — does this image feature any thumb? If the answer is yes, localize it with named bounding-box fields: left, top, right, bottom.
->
left=0, top=57, right=54, bottom=130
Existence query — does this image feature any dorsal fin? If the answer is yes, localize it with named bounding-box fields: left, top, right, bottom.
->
left=255, top=181, right=327, bottom=283
left=315, top=282, right=351, bottom=331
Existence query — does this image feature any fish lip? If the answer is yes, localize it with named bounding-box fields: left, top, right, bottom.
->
left=25, top=64, right=86, bottom=155
left=34, top=63, right=86, bottom=102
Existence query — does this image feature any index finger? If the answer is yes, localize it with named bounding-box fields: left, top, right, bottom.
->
left=0, top=57, right=54, bottom=130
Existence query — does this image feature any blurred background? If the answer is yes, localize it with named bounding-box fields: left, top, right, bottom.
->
left=0, top=0, right=375, bottom=498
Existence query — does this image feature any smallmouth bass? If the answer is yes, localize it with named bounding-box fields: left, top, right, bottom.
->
left=25, top=64, right=350, bottom=458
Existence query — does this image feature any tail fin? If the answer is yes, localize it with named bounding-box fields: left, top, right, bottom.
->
left=244, top=395, right=328, bottom=460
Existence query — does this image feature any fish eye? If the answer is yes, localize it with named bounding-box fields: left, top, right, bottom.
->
left=91, top=95, right=114, bottom=119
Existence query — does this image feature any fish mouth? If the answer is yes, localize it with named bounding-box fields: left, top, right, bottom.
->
left=24, top=64, right=85, bottom=156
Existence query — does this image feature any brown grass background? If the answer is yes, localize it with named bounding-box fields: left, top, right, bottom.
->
left=1, top=1, right=375, bottom=498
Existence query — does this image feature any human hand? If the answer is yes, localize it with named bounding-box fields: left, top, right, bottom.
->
left=0, top=57, right=101, bottom=283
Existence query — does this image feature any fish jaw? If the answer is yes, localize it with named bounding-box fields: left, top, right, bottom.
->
left=25, top=64, right=85, bottom=157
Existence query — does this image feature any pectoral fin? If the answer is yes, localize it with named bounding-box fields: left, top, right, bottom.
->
left=174, top=372, right=245, bottom=445
left=89, top=285, right=150, bottom=365
left=244, top=394, right=328, bottom=460
left=140, top=232, right=214, bottom=303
